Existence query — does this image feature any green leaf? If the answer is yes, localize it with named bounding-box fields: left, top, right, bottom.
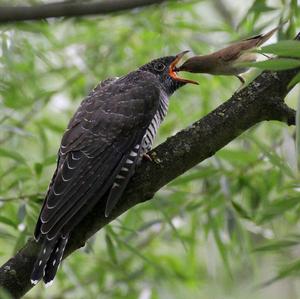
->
left=171, top=167, right=218, bottom=185
left=251, top=0, right=276, bottom=13
left=262, top=259, right=300, bottom=287
left=257, top=197, right=300, bottom=223
left=156, top=201, right=187, bottom=252
left=39, top=118, right=65, bottom=133
left=288, top=71, right=300, bottom=89
left=217, top=149, right=258, bottom=165
left=240, top=58, right=300, bottom=71
left=34, top=162, right=43, bottom=177
left=254, top=240, right=300, bottom=252
left=105, top=233, right=118, bottom=265
left=109, top=228, right=162, bottom=271
left=260, top=41, right=300, bottom=58
left=0, top=148, right=27, bottom=164
left=231, top=201, right=251, bottom=219
left=0, top=216, right=17, bottom=229
left=250, top=137, right=294, bottom=178
left=297, top=94, right=300, bottom=173
left=13, top=231, right=27, bottom=255
left=43, top=155, right=57, bottom=166
left=0, top=288, right=13, bottom=299
left=207, top=211, right=232, bottom=278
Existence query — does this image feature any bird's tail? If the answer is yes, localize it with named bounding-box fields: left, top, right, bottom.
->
left=31, top=234, right=69, bottom=287
left=257, top=20, right=288, bottom=46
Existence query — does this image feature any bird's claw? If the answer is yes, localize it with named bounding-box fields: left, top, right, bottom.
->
left=143, top=152, right=161, bottom=164
left=143, top=153, right=153, bottom=162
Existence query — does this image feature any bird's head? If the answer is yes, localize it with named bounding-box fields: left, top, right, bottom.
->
left=139, top=51, right=198, bottom=95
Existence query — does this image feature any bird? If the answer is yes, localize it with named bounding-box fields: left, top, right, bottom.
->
left=176, top=24, right=284, bottom=84
left=30, top=51, right=198, bottom=286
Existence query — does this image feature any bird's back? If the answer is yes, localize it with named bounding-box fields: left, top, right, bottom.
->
left=31, top=70, right=164, bottom=286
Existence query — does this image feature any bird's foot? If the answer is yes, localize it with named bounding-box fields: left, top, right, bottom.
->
left=143, top=152, right=161, bottom=164
left=261, top=53, right=271, bottom=59
left=236, top=75, right=245, bottom=85
left=143, top=153, right=153, bottom=162
left=235, top=75, right=246, bottom=92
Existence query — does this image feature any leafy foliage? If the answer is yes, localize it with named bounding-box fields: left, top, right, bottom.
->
left=0, top=0, right=300, bottom=298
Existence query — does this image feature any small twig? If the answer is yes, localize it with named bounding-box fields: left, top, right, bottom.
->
left=0, top=0, right=169, bottom=23
left=0, top=193, right=44, bottom=202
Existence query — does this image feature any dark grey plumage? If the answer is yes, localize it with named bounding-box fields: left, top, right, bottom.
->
left=31, top=54, right=188, bottom=286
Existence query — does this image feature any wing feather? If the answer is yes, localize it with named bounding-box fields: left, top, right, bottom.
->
left=35, top=71, right=161, bottom=242
left=43, top=152, right=122, bottom=239
left=105, top=143, right=142, bottom=216
left=40, top=150, right=110, bottom=225
left=44, top=148, right=107, bottom=210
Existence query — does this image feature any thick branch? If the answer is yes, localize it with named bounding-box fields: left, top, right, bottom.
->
left=1, top=44, right=299, bottom=299
left=0, top=0, right=169, bottom=23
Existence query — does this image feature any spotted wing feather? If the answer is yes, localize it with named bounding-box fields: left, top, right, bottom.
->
left=32, top=71, right=162, bottom=284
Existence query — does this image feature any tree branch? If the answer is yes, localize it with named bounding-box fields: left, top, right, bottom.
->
left=0, top=0, right=169, bottom=23
left=0, top=34, right=299, bottom=298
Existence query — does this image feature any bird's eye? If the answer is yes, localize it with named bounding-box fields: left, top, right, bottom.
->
left=154, top=62, right=166, bottom=72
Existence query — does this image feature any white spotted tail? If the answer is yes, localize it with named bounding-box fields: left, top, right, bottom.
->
left=31, top=234, right=69, bottom=286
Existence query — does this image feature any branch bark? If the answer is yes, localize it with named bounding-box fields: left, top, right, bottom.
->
left=0, top=0, right=169, bottom=23
left=0, top=35, right=299, bottom=299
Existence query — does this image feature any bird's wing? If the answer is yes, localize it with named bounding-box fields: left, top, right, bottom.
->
left=220, top=25, right=282, bottom=62
left=217, top=34, right=266, bottom=62
left=34, top=72, right=160, bottom=241
left=216, top=41, right=252, bottom=62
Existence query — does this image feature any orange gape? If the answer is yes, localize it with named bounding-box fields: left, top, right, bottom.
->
left=169, top=51, right=199, bottom=85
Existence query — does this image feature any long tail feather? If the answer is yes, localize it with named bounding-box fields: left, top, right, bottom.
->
left=257, top=20, right=288, bottom=46
left=31, top=238, right=57, bottom=285
left=43, top=235, right=69, bottom=286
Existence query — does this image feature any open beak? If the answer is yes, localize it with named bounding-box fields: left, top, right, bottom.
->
left=169, top=51, right=199, bottom=85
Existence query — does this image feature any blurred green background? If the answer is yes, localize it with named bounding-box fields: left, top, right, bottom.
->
left=0, top=0, right=300, bottom=298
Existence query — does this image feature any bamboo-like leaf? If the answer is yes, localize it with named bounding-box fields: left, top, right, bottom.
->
left=288, top=71, right=300, bottom=89
left=0, top=216, right=17, bottom=229
left=105, top=232, right=118, bottom=265
left=250, top=137, right=294, bottom=178
left=254, top=239, right=300, bottom=252
left=256, top=197, right=300, bottom=223
left=157, top=204, right=187, bottom=252
left=0, top=148, right=27, bottom=164
left=217, top=149, right=258, bottom=165
left=296, top=93, right=300, bottom=173
left=261, top=259, right=300, bottom=287
left=171, top=167, right=218, bottom=185
left=0, top=288, right=12, bottom=299
left=207, top=211, right=232, bottom=278
left=260, top=41, right=300, bottom=58
left=231, top=201, right=251, bottom=219
left=109, top=228, right=162, bottom=271
left=238, top=58, right=300, bottom=71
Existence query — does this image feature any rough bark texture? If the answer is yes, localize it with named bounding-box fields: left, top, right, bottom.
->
left=0, top=0, right=169, bottom=23
left=0, top=33, right=299, bottom=299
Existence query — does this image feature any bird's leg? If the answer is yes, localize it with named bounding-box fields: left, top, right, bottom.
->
left=143, top=152, right=161, bottom=164
left=261, top=53, right=271, bottom=59
left=236, top=75, right=245, bottom=85
left=235, top=75, right=246, bottom=92
left=143, top=153, right=153, bottom=162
